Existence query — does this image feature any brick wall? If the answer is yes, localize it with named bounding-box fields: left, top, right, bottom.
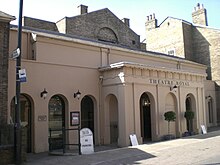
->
left=0, top=21, right=9, bottom=125
left=0, top=14, right=17, bottom=165
left=0, top=126, right=27, bottom=164
left=23, top=9, right=140, bottom=49
left=23, top=16, right=58, bottom=32
left=192, top=6, right=208, bottom=26
left=146, top=18, right=185, bottom=58
left=64, top=9, right=140, bottom=49
left=0, top=145, right=14, bottom=164
left=182, top=23, right=193, bottom=60
left=192, top=26, right=220, bottom=82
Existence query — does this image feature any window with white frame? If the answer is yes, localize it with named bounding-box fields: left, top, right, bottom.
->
left=167, top=49, right=175, bottom=56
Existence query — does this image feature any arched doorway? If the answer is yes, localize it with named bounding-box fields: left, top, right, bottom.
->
left=10, top=94, right=33, bottom=153
left=109, top=95, right=118, bottom=144
left=104, top=94, right=119, bottom=145
left=140, top=93, right=152, bottom=142
left=81, top=96, right=94, bottom=136
left=185, top=94, right=196, bottom=132
left=165, top=93, right=177, bottom=137
left=48, top=95, right=65, bottom=150
left=207, top=96, right=214, bottom=124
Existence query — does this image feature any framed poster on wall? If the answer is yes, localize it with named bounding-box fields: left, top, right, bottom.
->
left=70, top=112, right=80, bottom=126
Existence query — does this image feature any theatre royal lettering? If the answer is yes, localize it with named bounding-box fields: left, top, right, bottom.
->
left=149, top=79, right=190, bottom=86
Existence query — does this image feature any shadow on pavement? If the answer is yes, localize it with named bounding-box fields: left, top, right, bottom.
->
left=26, top=146, right=156, bottom=165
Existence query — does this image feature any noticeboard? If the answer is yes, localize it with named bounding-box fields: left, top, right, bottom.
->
left=70, top=112, right=80, bottom=126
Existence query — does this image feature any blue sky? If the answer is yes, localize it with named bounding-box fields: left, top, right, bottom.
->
left=1, top=0, right=219, bottom=40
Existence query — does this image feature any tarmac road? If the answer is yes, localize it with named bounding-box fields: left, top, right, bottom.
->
left=25, top=129, right=220, bottom=165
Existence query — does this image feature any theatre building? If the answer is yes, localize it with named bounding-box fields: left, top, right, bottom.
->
left=1, top=5, right=209, bottom=153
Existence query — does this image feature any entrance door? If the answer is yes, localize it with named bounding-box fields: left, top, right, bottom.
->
left=11, top=94, right=32, bottom=153
left=140, top=93, right=152, bottom=141
left=81, top=96, right=94, bottom=136
left=109, top=95, right=118, bottom=144
left=143, top=106, right=151, bottom=140
left=48, top=95, right=65, bottom=150
left=185, top=94, right=196, bottom=132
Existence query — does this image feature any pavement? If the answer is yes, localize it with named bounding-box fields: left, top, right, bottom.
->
left=24, top=126, right=220, bottom=165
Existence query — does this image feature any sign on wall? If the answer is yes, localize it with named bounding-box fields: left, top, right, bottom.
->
left=38, top=115, right=47, bottom=121
left=70, top=112, right=80, bottom=126
left=19, top=69, right=27, bottom=83
left=11, top=48, right=20, bottom=59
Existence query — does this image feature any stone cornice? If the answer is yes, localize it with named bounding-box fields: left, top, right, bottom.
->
left=99, top=61, right=207, bottom=77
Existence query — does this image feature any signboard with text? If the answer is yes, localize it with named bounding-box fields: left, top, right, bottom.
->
left=70, top=112, right=80, bottom=126
left=130, top=134, right=138, bottom=146
left=201, top=125, right=207, bottom=134
left=80, top=128, right=94, bottom=154
left=19, top=69, right=27, bottom=83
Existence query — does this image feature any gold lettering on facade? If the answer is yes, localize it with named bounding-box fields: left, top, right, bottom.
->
left=149, top=79, right=190, bottom=86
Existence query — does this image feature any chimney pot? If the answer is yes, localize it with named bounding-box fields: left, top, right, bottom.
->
left=192, top=3, right=208, bottom=26
left=197, top=3, right=200, bottom=10
left=147, top=16, right=149, bottom=21
left=122, top=18, right=130, bottom=27
left=78, top=4, right=88, bottom=15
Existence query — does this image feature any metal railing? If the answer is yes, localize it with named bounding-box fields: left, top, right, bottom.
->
left=48, top=126, right=81, bottom=155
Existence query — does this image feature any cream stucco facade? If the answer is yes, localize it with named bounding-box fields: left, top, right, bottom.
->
left=7, top=26, right=207, bottom=153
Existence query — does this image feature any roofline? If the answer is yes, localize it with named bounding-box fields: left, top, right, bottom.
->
left=193, top=24, right=220, bottom=30
left=158, top=16, right=192, bottom=27
left=0, top=11, right=16, bottom=22
left=23, top=16, right=56, bottom=24
left=10, top=24, right=206, bottom=69
left=98, top=61, right=207, bottom=77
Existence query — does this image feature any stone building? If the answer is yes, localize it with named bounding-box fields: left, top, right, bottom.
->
left=0, top=11, right=16, bottom=164
left=0, top=4, right=209, bottom=154
left=23, top=5, right=140, bottom=50
left=145, top=3, right=220, bottom=126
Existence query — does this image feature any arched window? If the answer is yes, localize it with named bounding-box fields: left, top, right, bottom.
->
left=97, top=27, right=118, bottom=43
left=48, top=95, right=65, bottom=150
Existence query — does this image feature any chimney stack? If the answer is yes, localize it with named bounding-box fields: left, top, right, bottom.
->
left=78, top=4, right=88, bottom=15
left=192, top=3, right=208, bottom=26
left=145, top=13, right=157, bottom=30
left=122, top=18, right=130, bottom=27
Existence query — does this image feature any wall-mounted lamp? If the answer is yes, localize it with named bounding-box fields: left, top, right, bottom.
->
left=40, top=88, right=48, bottom=99
left=74, top=90, right=81, bottom=99
left=143, top=99, right=150, bottom=107
left=206, top=95, right=211, bottom=100
left=170, top=85, right=178, bottom=92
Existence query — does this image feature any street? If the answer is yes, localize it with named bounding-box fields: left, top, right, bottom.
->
left=25, top=130, right=220, bottom=165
